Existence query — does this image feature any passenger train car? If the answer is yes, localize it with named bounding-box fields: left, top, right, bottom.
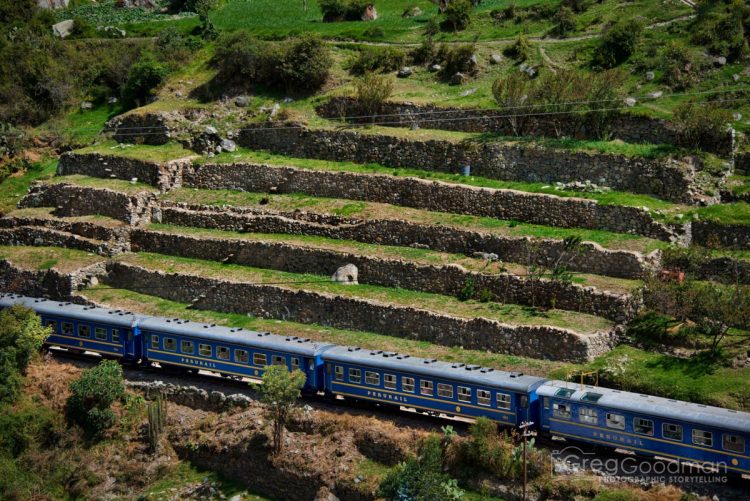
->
left=1, top=293, right=748, bottom=476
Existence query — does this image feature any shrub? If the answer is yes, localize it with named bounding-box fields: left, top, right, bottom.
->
left=437, top=43, right=477, bottom=78
left=659, top=42, right=700, bottom=91
left=0, top=305, right=49, bottom=404
left=503, top=34, right=532, bottom=61
left=66, top=360, right=124, bottom=439
left=121, top=54, right=168, bottom=107
left=592, top=19, right=643, bottom=68
left=276, top=34, right=332, bottom=93
left=155, top=26, right=202, bottom=66
left=672, top=101, right=732, bottom=150
left=691, top=0, right=749, bottom=62
left=319, top=0, right=369, bottom=22
left=354, top=72, right=393, bottom=115
left=492, top=72, right=531, bottom=136
left=442, top=0, right=473, bottom=32
left=561, top=0, right=590, bottom=14
left=424, top=16, right=440, bottom=36
left=410, top=36, right=436, bottom=65
left=0, top=402, right=60, bottom=458
left=349, top=46, right=407, bottom=75
left=553, top=6, right=576, bottom=36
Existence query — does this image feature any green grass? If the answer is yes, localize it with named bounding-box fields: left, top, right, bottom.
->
left=75, top=141, right=194, bottom=163
left=0, top=245, right=104, bottom=273
left=689, top=202, right=750, bottom=226
left=143, top=461, right=272, bottom=501
left=162, top=187, right=668, bottom=253
left=0, top=158, right=58, bottom=215
left=120, top=251, right=614, bottom=333
left=35, top=103, right=124, bottom=147
left=49, top=174, right=158, bottom=195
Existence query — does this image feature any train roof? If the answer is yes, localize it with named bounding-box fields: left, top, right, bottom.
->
left=0, top=294, right=141, bottom=328
left=322, top=345, right=547, bottom=393
left=139, top=316, right=334, bottom=357
left=538, top=380, right=750, bottom=434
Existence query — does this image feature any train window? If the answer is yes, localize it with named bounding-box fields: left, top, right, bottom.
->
left=420, top=380, right=433, bottom=396
left=520, top=395, right=528, bottom=408
left=335, top=366, right=344, bottom=381
left=723, top=434, right=744, bottom=453
left=437, top=383, right=453, bottom=399
left=235, top=349, right=249, bottom=363
left=199, top=344, right=212, bottom=357
left=543, top=397, right=550, bottom=410
left=113, top=330, right=121, bottom=343
left=164, top=338, right=177, bottom=351
left=663, top=423, right=682, bottom=441
left=217, top=347, right=230, bottom=360
left=349, top=368, right=361, bottom=383
left=78, top=324, right=91, bottom=338
left=365, top=371, right=380, bottom=386
left=497, top=393, right=511, bottom=410
left=151, top=335, right=159, bottom=349
left=384, top=374, right=396, bottom=390
left=62, top=322, right=73, bottom=335
left=95, top=327, right=107, bottom=341
left=634, top=418, right=654, bottom=436
left=46, top=320, right=57, bottom=331
left=606, top=413, right=625, bottom=430
left=181, top=340, right=194, bottom=354
left=291, top=358, right=300, bottom=370
left=477, top=390, right=490, bottom=406
left=692, top=429, right=713, bottom=447
left=254, top=353, right=267, bottom=366
left=458, top=387, right=472, bottom=403
left=579, top=407, right=598, bottom=424
left=272, top=355, right=285, bottom=366
left=552, top=403, right=571, bottom=419
left=402, top=377, right=415, bottom=393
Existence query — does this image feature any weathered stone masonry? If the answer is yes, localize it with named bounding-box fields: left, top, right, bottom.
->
left=184, top=162, right=681, bottom=242
left=0, top=260, right=106, bottom=300
left=106, top=262, right=615, bottom=362
left=132, top=230, right=636, bottom=322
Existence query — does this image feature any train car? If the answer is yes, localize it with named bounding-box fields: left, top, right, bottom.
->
left=537, top=380, right=750, bottom=475
left=138, top=316, right=334, bottom=393
left=0, top=293, right=143, bottom=361
left=322, top=346, right=547, bottom=425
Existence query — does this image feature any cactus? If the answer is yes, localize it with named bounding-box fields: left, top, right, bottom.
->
left=147, top=392, right=167, bottom=453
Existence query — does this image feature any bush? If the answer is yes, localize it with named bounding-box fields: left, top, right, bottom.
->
left=155, top=26, right=202, bottom=66
left=437, top=43, right=477, bottom=78
left=355, top=72, right=393, bottom=115
left=442, top=0, right=473, bottom=32
left=561, top=0, right=590, bottom=14
left=553, top=6, right=577, bottom=36
left=659, top=42, right=701, bottom=91
left=0, top=305, right=49, bottom=404
left=592, top=19, right=643, bottom=68
left=492, top=72, right=531, bottom=136
left=503, top=34, right=532, bottom=61
left=319, top=0, right=369, bottom=22
left=212, top=32, right=331, bottom=94
left=691, top=0, right=749, bottom=62
left=410, top=36, right=436, bottom=65
left=121, top=54, right=168, bottom=107
left=0, top=402, right=60, bottom=458
left=349, top=46, right=406, bottom=75
left=672, top=101, right=732, bottom=150
left=424, top=16, right=440, bottom=36
left=66, top=360, right=124, bottom=439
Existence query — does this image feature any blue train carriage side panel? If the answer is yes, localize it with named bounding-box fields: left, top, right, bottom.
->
left=138, top=316, right=333, bottom=393
left=321, top=346, right=547, bottom=426
left=0, top=294, right=141, bottom=361
left=537, top=380, right=750, bottom=475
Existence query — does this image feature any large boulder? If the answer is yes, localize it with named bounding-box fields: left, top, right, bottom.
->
left=332, top=264, right=359, bottom=285
left=362, top=4, right=378, bottom=21
left=38, top=0, right=69, bottom=8
left=52, top=19, right=74, bottom=38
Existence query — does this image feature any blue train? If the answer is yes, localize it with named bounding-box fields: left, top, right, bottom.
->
left=2, top=293, right=748, bottom=476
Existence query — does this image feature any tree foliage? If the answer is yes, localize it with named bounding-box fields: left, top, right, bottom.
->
left=592, top=19, right=643, bottom=68
left=0, top=305, right=50, bottom=404
left=442, top=0, right=473, bottom=32
left=355, top=72, right=393, bottom=116
left=66, top=360, right=125, bottom=439
left=258, top=365, right=306, bottom=454
left=121, top=54, right=168, bottom=107
left=691, top=0, right=750, bottom=62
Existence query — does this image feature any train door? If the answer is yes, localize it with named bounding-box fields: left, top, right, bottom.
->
left=123, top=328, right=142, bottom=361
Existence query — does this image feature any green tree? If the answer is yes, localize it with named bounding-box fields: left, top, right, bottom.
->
left=66, top=360, right=125, bottom=439
left=0, top=305, right=50, bottom=404
left=593, top=19, right=643, bottom=68
left=442, top=0, right=473, bottom=32
left=492, top=72, right=531, bottom=136
left=355, top=72, right=393, bottom=116
left=553, top=6, right=576, bottom=36
left=121, top=53, right=168, bottom=107
left=258, top=365, right=306, bottom=454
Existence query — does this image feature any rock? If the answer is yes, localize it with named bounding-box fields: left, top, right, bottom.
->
left=80, top=101, right=93, bottom=111
left=732, top=73, right=741, bottom=82
left=332, top=264, right=358, bottom=285
left=646, top=90, right=663, bottom=99
left=397, top=67, right=413, bottom=78
left=525, top=66, right=537, bottom=78
left=469, top=54, right=478, bottom=67
left=645, top=71, right=655, bottom=81
left=229, top=495, right=242, bottom=501
left=624, top=97, right=637, bottom=107
left=402, top=6, right=422, bottom=17
left=107, top=96, right=119, bottom=105
left=733, top=112, right=742, bottom=121
left=234, top=96, right=249, bottom=107
left=38, top=0, right=70, bottom=8
left=283, top=97, right=294, bottom=104
left=460, top=87, right=478, bottom=97
left=204, top=125, right=218, bottom=136
left=220, top=139, right=237, bottom=152
left=472, top=252, right=500, bottom=261
left=450, top=72, right=466, bottom=85
left=269, top=103, right=280, bottom=120
left=361, top=4, right=377, bottom=21
left=174, top=91, right=183, bottom=98
left=429, top=64, right=442, bottom=72
left=52, top=19, right=74, bottom=38
left=489, top=54, right=503, bottom=65
left=713, top=56, right=727, bottom=67
left=102, top=26, right=126, bottom=38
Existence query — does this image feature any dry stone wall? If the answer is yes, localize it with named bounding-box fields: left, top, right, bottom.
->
left=159, top=203, right=654, bottom=279
left=692, top=221, right=750, bottom=250
left=58, top=152, right=190, bottom=191
left=0, top=226, right=109, bottom=255
left=0, top=260, right=106, bottom=299
left=237, top=123, right=700, bottom=204
left=185, top=162, right=681, bottom=242
left=131, top=230, right=636, bottom=322
left=318, top=97, right=735, bottom=157
left=106, top=262, right=615, bottom=362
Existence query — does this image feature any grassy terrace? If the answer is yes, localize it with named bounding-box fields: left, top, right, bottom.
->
left=6, top=207, right=127, bottom=228
left=149, top=223, right=640, bottom=295
left=75, top=141, right=195, bottom=162
left=48, top=174, right=158, bottom=195
left=0, top=245, right=104, bottom=273
left=82, top=288, right=750, bottom=411
left=162, top=187, right=668, bottom=253
left=118, top=252, right=614, bottom=334
left=0, top=159, right=58, bottom=215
